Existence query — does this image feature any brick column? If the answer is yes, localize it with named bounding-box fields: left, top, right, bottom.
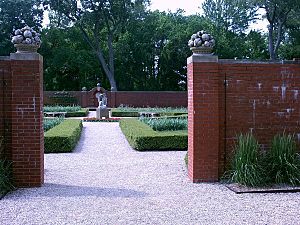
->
left=81, top=90, right=88, bottom=108
left=187, top=54, right=220, bottom=182
left=10, top=53, right=44, bottom=187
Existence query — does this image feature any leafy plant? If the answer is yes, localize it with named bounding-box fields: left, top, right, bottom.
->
left=139, top=117, right=187, bottom=131
left=225, top=133, right=266, bottom=187
left=265, top=134, right=300, bottom=186
left=44, top=105, right=81, bottom=113
left=117, top=106, right=187, bottom=113
left=0, top=159, right=14, bottom=196
left=43, top=117, right=64, bottom=132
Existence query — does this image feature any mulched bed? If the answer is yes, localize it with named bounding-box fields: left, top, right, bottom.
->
left=226, top=183, right=300, bottom=194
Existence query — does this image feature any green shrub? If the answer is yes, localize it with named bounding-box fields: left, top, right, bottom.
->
left=225, top=133, right=266, bottom=187
left=44, top=105, right=81, bottom=113
left=120, top=118, right=187, bottom=151
left=111, top=107, right=187, bottom=117
left=111, top=110, right=139, bottom=117
left=184, top=152, right=188, bottom=167
left=265, top=134, right=300, bottom=186
left=139, top=117, right=187, bottom=131
left=43, top=117, right=64, bottom=132
left=44, top=119, right=83, bottom=153
left=0, top=159, right=14, bottom=196
left=65, top=108, right=89, bottom=117
left=117, top=106, right=187, bottom=113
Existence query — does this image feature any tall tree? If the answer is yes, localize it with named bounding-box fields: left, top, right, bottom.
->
left=45, top=0, right=149, bottom=91
left=202, top=0, right=257, bottom=33
left=0, top=0, right=43, bottom=55
left=252, top=0, right=300, bottom=59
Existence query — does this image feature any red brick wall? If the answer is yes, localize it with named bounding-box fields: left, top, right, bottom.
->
left=188, top=56, right=300, bottom=182
left=221, top=60, right=300, bottom=171
left=44, top=90, right=188, bottom=108
left=0, top=58, right=11, bottom=159
left=0, top=54, right=44, bottom=187
left=108, top=91, right=187, bottom=108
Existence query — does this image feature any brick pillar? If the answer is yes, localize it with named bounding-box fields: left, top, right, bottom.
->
left=10, top=53, right=44, bottom=187
left=187, top=54, right=220, bottom=182
left=81, top=91, right=88, bottom=108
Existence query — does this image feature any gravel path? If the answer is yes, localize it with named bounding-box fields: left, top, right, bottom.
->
left=1, top=122, right=300, bottom=225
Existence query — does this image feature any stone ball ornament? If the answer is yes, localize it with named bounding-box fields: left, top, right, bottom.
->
left=11, top=26, right=42, bottom=53
left=188, top=30, right=215, bottom=54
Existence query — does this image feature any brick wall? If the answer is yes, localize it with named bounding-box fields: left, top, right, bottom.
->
left=188, top=56, right=300, bottom=182
left=0, top=53, right=44, bottom=187
left=0, top=57, right=11, bottom=159
left=222, top=60, right=300, bottom=172
left=44, top=90, right=188, bottom=108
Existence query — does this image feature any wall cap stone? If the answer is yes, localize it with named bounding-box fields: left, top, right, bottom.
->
left=0, top=56, right=10, bottom=60
left=187, top=54, right=218, bottom=64
left=219, top=59, right=299, bottom=64
left=10, top=53, right=43, bottom=61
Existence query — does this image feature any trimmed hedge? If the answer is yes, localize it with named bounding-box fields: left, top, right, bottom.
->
left=44, top=119, right=83, bottom=153
left=120, top=118, right=187, bottom=151
left=65, top=108, right=89, bottom=117
left=111, top=109, right=187, bottom=117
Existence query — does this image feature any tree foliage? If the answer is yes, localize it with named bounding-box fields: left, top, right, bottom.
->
left=202, top=0, right=257, bottom=33
left=252, top=0, right=300, bottom=59
left=44, top=0, right=149, bottom=91
left=0, top=0, right=43, bottom=55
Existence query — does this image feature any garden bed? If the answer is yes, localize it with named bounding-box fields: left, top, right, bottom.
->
left=120, top=118, right=187, bottom=151
left=111, top=107, right=187, bottom=117
left=44, top=119, right=83, bottom=153
left=226, top=183, right=300, bottom=194
left=44, top=106, right=89, bottom=117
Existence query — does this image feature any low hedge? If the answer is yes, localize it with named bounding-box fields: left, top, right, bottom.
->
left=120, top=118, right=187, bottom=151
left=44, top=119, right=83, bottom=153
left=65, top=108, right=89, bottom=117
left=111, top=109, right=187, bottom=117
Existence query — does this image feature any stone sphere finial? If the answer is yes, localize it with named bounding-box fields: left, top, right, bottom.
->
left=188, top=30, right=215, bottom=54
left=11, top=25, right=42, bottom=53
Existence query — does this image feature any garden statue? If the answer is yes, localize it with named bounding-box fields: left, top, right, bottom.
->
left=11, top=25, right=42, bottom=53
left=95, top=83, right=109, bottom=119
left=188, top=30, right=215, bottom=55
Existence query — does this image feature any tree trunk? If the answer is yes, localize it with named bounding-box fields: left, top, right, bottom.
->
left=96, top=51, right=118, bottom=91
left=268, top=23, right=276, bottom=60
left=107, top=32, right=117, bottom=91
left=79, top=26, right=118, bottom=91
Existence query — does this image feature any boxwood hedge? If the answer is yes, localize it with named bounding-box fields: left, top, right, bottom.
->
left=111, top=108, right=187, bottom=117
left=44, top=119, right=83, bottom=153
left=119, top=118, right=187, bottom=151
left=65, top=108, right=89, bottom=117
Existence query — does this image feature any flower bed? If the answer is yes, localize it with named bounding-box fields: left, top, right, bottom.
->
left=83, top=117, right=120, bottom=122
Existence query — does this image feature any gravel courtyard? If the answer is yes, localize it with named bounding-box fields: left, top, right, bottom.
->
left=1, top=122, right=300, bottom=225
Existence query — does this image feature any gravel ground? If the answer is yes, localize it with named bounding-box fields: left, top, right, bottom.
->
left=1, top=122, right=300, bottom=225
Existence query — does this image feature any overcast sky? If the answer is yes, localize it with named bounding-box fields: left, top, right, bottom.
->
left=149, top=0, right=267, bottom=32
left=149, top=0, right=203, bottom=15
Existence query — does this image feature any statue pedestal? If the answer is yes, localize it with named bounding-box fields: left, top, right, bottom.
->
left=96, top=107, right=109, bottom=119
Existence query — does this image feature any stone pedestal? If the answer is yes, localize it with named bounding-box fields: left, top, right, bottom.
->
left=96, top=107, right=109, bottom=119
